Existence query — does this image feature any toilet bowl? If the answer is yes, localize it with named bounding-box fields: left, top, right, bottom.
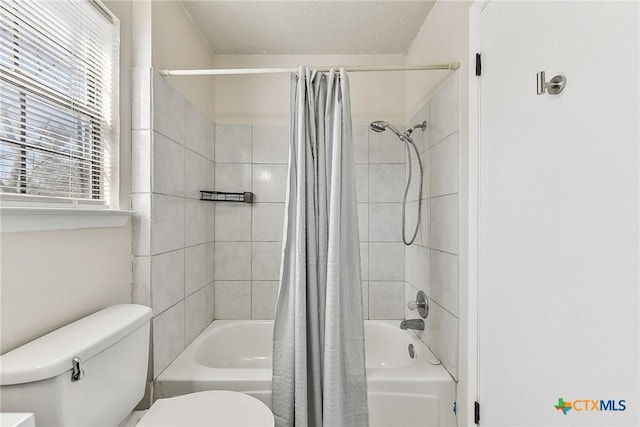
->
left=0, top=305, right=274, bottom=427
left=137, top=390, right=273, bottom=427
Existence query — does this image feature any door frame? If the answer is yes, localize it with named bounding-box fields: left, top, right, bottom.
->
left=466, top=1, right=490, bottom=424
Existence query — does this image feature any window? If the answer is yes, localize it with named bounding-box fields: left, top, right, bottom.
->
left=0, top=0, right=119, bottom=205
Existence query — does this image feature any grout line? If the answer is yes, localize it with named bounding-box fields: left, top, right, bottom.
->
left=429, top=247, right=459, bottom=257
left=429, top=130, right=458, bottom=149
left=430, top=191, right=459, bottom=200
left=428, top=296, right=459, bottom=320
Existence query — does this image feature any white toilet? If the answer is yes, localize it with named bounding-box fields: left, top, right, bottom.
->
left=0, top=304, right=274, bottom=427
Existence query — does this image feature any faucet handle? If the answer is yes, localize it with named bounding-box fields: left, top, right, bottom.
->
left=407, top=290, right=429, bottom=319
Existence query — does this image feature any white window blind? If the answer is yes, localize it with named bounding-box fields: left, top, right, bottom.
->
left=0, top=0, right=119, bottom=204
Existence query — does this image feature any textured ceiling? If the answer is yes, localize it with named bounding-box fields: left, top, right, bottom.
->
left=182, top=1, right=436, bottom=55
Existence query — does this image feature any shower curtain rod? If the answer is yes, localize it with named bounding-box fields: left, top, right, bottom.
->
left=159, top=62, right=460, bottom=76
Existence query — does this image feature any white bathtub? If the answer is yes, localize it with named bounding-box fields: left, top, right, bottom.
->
left=155, top=320, right=456, bottom=427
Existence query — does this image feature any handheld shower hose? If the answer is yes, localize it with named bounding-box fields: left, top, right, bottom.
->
left=369, top=121, right=425, bottom=246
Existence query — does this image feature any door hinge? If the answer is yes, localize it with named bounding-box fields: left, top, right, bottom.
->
left=475, top=53, right=482, bottom=76
left=474, top=401, right=481, bottom=424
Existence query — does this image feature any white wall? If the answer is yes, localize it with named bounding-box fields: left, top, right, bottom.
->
left=151, top=1, right=216, bottom=120
left=213, top=55, right=406, bottom=125
left=0, top=226, right=132, bottom=353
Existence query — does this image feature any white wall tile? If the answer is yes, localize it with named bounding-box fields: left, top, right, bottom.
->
left=207, top=122, right=215, bottom=162
left=132, top=194, right=151, bottom=256
left=206, top=282, right=215, bottom=322
left=421, top=150, right=430, bottom=199
left=184, top=102, right=209, bottom=157
left=420, top=199, right=430, bottom=247
left=369, top=281, right=405, bottom=319
left=152, top=301, right=184, bottom=378
left=369, top=164, right=405, bottom=203
left=184, top=150, right=208, bottom=200
left=185, top=287, right=207, bottom=345
left=215, top=281, right=251, bottom=319
left=252, top=164, right=287, bottom=202
left=253, top=125, right=289, bottom=164
left=369, top=127, right=405, bottom=163
left=352, top=125, right=369, bottom=164
left=430, top=132, right=458, bottom=197
left=369, top=243, right=405, bottom=281
left=185, top=244, right=207, bottom=296
left=132, top=256, right=150, bottom=306
left=215, top=124, right=252, bottom=163
left=151, top=249, right=184, bottom=315
left=252, top=241, right=282, bottom=281
left=214, top=242, right=251, bottom=280
left=185, top=199, right=207, bottom=247
left=355, top=164, right=369, bottom=203
left=406, top=245, right=429, bottom=294
left=358, top=203, right=368, bottom=242
left=430, top=195, right=458, bottom=254
left=206, top=242, right=215, bottom=284
left=361, top=281, right=369, bottom=319
left=215, top=164, right=251, bottom=192
left=251, top=281, right=279, bottom=319
left=360, top=243, right=368, bottom=280
left=369, top=203, right=402, bottom=242
left=252, top=203, right=285, bottom=242
left=151, top=195, right=184, bottom=254
left=153, top=73, right=184, bottom=144
left=430, top=250, right=458, bottom=316
left=153, top=132, right=184, bottom=197
left=206, top=203, right=216, bottom=243
left=207, top=160, right=215, bottom=191
left=429, top=300, right=458, bottom=379
left=132, top=67, right=151, bottom=130
left=430, top=74, right=458, bottom=145
left=132, top=130, right=151, bottom=193
left=215, top=203, right=251, bottom=241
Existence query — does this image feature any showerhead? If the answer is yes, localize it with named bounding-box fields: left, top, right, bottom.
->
left=369, top=121, right=388, bottom=133
left=405, top=121, right=428, bottom=136
left=369, top=121, right=404, bottom=139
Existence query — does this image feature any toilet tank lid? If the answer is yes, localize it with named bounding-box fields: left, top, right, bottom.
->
left=0, top=304, right=152, bottom=385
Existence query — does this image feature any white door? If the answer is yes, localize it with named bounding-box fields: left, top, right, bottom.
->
left=477, top=1, right=639, bottom=426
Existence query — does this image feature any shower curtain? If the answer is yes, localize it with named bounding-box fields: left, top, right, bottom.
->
left=272, top=67, right=369, bottom=427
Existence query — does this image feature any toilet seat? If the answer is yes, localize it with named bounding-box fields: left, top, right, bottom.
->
left=136, top=390, right=274, bottom=427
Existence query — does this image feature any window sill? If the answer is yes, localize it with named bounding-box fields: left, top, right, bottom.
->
left=0, top=207, right=134, bottom=233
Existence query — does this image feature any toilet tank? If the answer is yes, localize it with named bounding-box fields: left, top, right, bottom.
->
left=0, top=304, right=152, bottom=427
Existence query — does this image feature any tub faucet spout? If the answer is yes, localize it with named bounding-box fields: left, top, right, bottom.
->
left=400, top=319, right=425, bottom=331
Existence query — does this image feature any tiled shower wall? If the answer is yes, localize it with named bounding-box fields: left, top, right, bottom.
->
left=212, top=124, right=288, bottom=320
left=131, top=70, right=216, bottom=380
left=211, top=123, right=408, bottom=320
left=404, top=74, right=459, bottom=379
left=353, top=125, right=408, bottom=319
